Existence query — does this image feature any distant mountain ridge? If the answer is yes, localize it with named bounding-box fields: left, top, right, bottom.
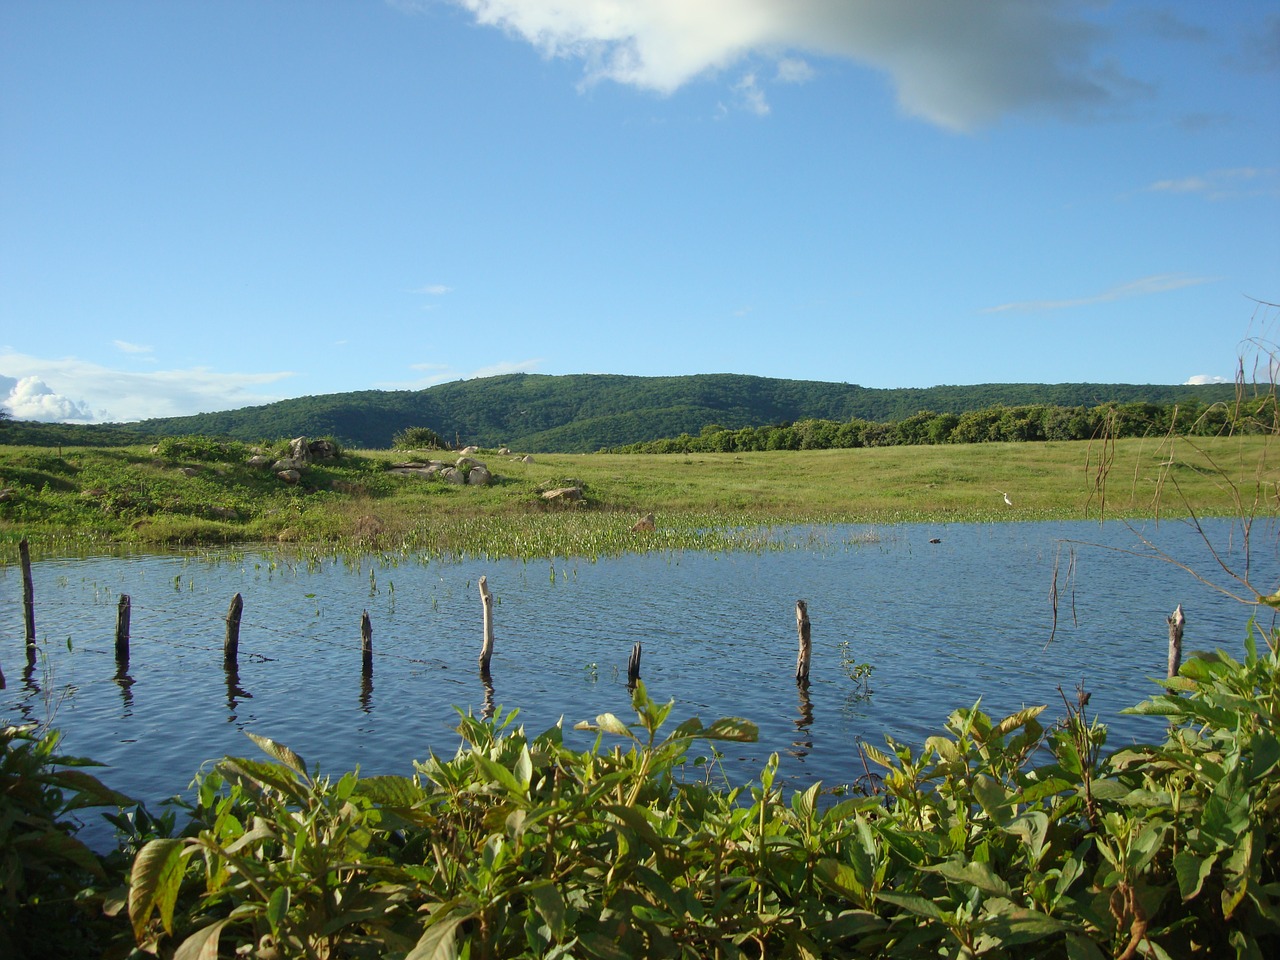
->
left=103, top=373, right=1237, bottom=452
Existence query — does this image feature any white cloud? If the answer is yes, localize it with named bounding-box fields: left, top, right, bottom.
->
left=1184, top=374, right=1228, bottom=385
left=775, top=57, right=814, bottom=84
left=1147, top=167, right=1280, bottom=200
left=442, top=0, right=1125, bottom=131
left=982, top=274, right=1215, bottom=314
left=2, top=376, right=95, bottom=422
left=0, top=352, right=295, bottom=422
left=416, top=284, right=453, bottom=295
left=733, top=72, right=769, bottom=116
left=113, top=339, right=154, bottom=355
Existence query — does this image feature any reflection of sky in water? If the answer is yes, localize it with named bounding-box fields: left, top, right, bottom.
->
left=3, top=519, right=1276, bottom=845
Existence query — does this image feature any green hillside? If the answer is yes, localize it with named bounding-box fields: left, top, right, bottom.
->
left=1, top=373, right=1243, bottom=452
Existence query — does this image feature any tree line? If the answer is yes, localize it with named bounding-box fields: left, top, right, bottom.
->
left=609, top=396, right=1278, bottom=453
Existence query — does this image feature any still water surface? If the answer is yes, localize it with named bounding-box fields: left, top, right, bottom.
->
left=2, top=519, right=1275, bottom=837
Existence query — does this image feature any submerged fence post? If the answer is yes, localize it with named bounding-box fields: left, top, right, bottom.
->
left=115, top=594, right=131, bottom=668
left=224, top=593, right=243, bottom=666
left=361, top=610, right=373, bottom=677
left=1167, top=604, right=1185, bottom=679
left=478, top=576, right=495, bottom=675
left=20, top=537, right=35, bottom=646
left=627, top=642, right=642, bottom=689
left=795, top=600, right=811, bottom=687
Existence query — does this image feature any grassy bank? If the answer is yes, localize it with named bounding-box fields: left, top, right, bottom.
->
left=0, top=434, right=1274, bottom=561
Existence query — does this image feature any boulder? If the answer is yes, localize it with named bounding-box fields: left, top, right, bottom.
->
left=521, top=454, right=535, bottom=463
left=247, top=455, right=273, bottom=469
left=179, top=467, right=201, bottom=478
left=460, top=445, right=479, bottom=456
left=271, top=458, right=305, bottom=472
left=441, top=467, right=466, bottom=484
left=308, top=438, right=338, bottom=461
left=541, top=486, right=583, bottom=503
left=277, top=469, right=302, bottom=485
left=288, top=437, right=311, bottom=463
left=466, top=465, right=492, bottom=486
left=631, top=513, right=656, bottom=532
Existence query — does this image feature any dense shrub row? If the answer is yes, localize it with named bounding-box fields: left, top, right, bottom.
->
left=3, top=624, right=1278, bottom=959
left=611, top=397, right=1278, bottom=454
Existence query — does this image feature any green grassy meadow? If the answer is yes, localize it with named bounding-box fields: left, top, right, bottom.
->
left=0, top=434, right=1274, bottom=562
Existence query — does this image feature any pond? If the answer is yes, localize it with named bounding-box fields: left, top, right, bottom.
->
left=2, top=519, right=1276, bottom=846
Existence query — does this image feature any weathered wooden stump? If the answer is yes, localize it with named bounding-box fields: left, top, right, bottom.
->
left=20, top=538, right=35, bottom=646
left=1167, top=604, right=1185, bottom=679
left=361, top=610, right=373, bottom=677
left=224, top=593, right=244, bottom=666
left=627, top=642, right=643, bottom=688
left=795, top=600, right=812, bottom=687
left=114, top=594, right=132, bottom=669
left=478, top=576, right=495, bottom=675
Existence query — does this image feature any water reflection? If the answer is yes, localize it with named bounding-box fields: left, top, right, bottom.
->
left=481, top=668, right=496, bottom=720
left=791, top=683, right=814, bottom=760
left=114, top=666, right=135, bottom=718
left=224, top=662, right=251, bottom=721
left=359, top=674, right=374, bottom=714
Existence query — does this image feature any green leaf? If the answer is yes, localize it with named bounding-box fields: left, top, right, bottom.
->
left=815, top=858, right=865, bottom=900
left=473, top=755, right=527, bottom=798
left=355, top=774, right=427, bottom=807
left=128, top=838, right=189, bottom=940
left=1174, top=849, right=1216, bottom=900
left=528, top=880, right=567, bottom=940
left=173, top=918, right=233, bottom=960
left=580, top=713, right=636, bottom=739
left=973, top=774, right=1013, bottom=827
left=701, top=717, right=759, bottom=742
left=925, top=859, right=1013, bottom=899
left=407, top=911, right=471, bottom=960
left=876, top=891, right=948, bottom=921
left=992, top=705, right=1047, bottom=739
left=267, top=884, right=291, bottom=935
left=245, top=732, right=309, bottom=779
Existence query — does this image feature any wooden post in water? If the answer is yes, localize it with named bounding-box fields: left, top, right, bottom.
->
left=478, top=576, right=495, bottom=675
left=115, top=594, right=131, bottom=668
left=20, top=538, right=35, bottom=647
left=361, top=610, right=373, bottom=677
left=795, top=600, right=812, bottom=687
left=627, top=642, right=642, bottom=689
left=224, top=593, right=243, bottom=666
left=1167, top=604, right=1185, bottom=679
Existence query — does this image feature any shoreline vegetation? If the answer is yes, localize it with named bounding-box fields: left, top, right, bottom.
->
left=0, top=433, right=1274, bottom=563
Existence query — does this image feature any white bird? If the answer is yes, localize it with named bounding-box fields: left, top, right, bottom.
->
left=999, top=491, right=1013, bottom=506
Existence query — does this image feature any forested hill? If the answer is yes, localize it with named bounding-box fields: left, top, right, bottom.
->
left=3, top=373, right=1242, bottom=452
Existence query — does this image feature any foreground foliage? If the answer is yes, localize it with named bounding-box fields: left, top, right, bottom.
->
left=6, top=623, right=1275, bottom=958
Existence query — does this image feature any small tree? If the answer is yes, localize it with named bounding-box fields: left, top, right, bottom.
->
left=392, top=426, right=445, bottom=451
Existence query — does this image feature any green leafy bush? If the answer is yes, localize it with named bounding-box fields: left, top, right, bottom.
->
left=0, top=725, right=134, bottom=958
left=153, top=435, right=248, bottom=463
left=117, top=647, right=1280, bottom=958
left=392, top=426, right=446, bottom=451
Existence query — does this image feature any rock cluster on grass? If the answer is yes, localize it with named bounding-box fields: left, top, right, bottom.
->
left=388, top=453, right=495, bottom=486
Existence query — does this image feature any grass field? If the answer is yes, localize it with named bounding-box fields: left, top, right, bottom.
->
left=0, top=434, right=1275, bottom=561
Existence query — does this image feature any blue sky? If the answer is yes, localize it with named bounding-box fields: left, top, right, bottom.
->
left=2, top=1, right=1277, bottom=423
